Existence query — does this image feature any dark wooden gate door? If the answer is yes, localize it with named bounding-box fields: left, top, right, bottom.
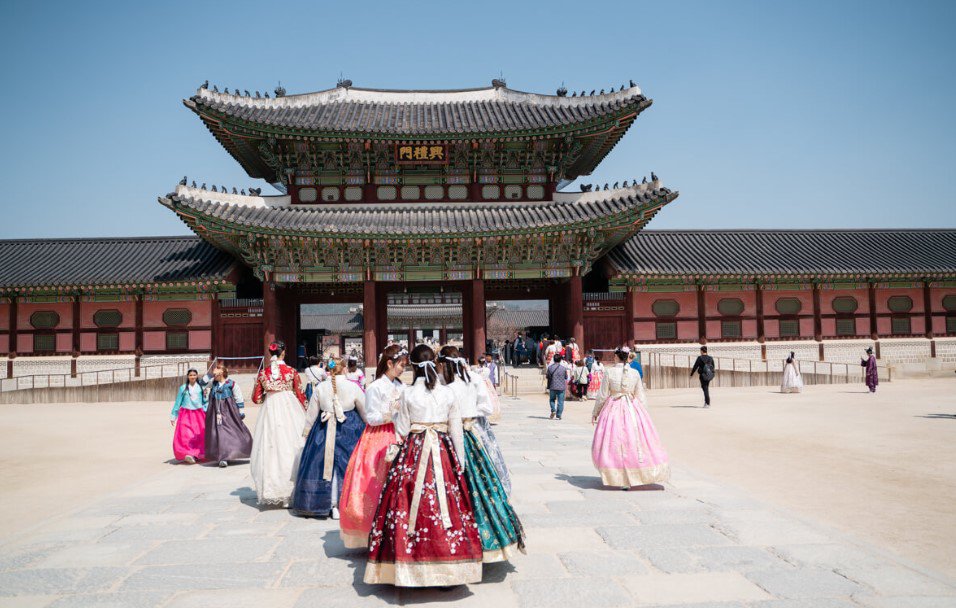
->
left=584, top=311, right=625, bottom=351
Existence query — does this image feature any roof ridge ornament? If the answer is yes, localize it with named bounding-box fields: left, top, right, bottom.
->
left=492, top=77, right=506, bottom=89
left=337, top=76, right=352, bottom=89
left=275, top=82, right=286, bottom=97
left=556, top=82, right=567, bottom=97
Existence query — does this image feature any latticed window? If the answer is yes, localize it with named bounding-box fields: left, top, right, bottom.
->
left=947, top=316, right=956, bottom=334
left=166, top=331, right=188, bottom=350
left=298, top=187, right=318, bottom=202
left=887, top=296, right=913, bottom=313
left=30, top=311, right=60, bottom=329
left=504, top=185, right=522, bottom=200
left=721, top=320, right=742, bottom=338
left=424, top=185, right=444, bottom=200
left=832, top=297, right=858, bottom=313
left=448, top=185, right=468, bottom=200
left=835, top=318, right=856, bottom=336
left=97, top=333, right=119, bottom=351
left=344, top=186, right=362, bottom=201
left=481, top=185, right=500, bottom=200
left=377, top=186, right=396, bottom=201
left=33, top=333, right=56, bottom=352
left=93, top=309, right=122, bottom=327
left=656, top=322, right=677, bottom=340
left=891, top=317, right=912, bottom=334
left=774, top=298, right=802, bottom=315
left=526, top=185, right=545, bottom=199
left=321, top=187, right=340, bottom=202
left=400, top=186, right=420, bottom=200
left=651, top=300, right=680, bottom=317
left=779, top=319, right=800, bottom=337
left=717, top=298, right=745, bottom=316
left=943, top=295, right=956, bottom=312
left=162, top=308, right=192, bottom=327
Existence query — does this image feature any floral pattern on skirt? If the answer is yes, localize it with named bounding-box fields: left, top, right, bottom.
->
left=339, top=422, right=396, bottom=548
left=462, top=428, right=525, bottom=562
left=292, top=409, right=365, bottom=517
left=592, top=395, right=670, bottom=487
left=173, top=408, right=205, bottom=461
left=364, top=430, right=482, bottom=587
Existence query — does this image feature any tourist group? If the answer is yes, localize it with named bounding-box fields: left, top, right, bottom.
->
left=168, top=340, right=671, bottom=587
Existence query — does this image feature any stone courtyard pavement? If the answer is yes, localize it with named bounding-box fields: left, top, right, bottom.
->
left=2, top=395, right=956, bottom=608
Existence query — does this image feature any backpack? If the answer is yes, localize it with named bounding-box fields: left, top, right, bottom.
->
left=700, top=358, right=715, bottom=382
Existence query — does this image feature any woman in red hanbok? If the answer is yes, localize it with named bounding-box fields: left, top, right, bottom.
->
left=364, top=345, right=483, bottom=587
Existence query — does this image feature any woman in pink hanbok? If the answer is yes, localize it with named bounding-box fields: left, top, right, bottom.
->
left=591, top=347, right=669, bottom=489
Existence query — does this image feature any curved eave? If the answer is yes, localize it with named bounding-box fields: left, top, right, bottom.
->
left=184, top=96, right=653, bottom=181
left=158, top=189, right=678, bottom=242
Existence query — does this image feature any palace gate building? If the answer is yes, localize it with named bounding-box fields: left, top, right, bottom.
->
left=1, top=79, right=955, bottom=376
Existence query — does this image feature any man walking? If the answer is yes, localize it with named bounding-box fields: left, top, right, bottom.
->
left=690, top=346, right=715, bottom=408
left=546, top=353, right=569, bottom=420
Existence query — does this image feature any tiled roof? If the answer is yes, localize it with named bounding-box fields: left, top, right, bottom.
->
left=487, top=308, right=549, bottom=329
left=300, top=305, right=549, bottom=333
left=186, top=83, right=650, bottom=136
left=160, top=183, right=676, bottom=238
left=608, top=230, right=956, bottom=278
left=0, top=236, right=236, bottom=289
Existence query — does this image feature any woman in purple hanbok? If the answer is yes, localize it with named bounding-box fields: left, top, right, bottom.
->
left=861, top=347, right=878, bottom=393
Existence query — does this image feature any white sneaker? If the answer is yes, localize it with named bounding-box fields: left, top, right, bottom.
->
left=331, top=506, right=340, bottom=520
left=184, top=455, right=196, bottom=464
left=218, top=460, right=228, bottom=468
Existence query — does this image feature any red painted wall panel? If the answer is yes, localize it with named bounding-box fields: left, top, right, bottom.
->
left=80, top=333, right=97, bottom=351
left=80, top=301, right=136, bottom=329
left=143, top=331, right=166, bottom=351
left=119, top=332, right=135, bottom=351
left=189, top=330, right=211, bottom=350
left=18, top=302, right=73, bottom=329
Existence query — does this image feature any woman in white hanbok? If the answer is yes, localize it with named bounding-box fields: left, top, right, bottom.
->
left=250, top=341, right=307, bottom=507
left=781, top=352, right=803, bottom=394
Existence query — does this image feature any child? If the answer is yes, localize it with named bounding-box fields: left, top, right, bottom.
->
left=170, top=369, right=207, bottom=464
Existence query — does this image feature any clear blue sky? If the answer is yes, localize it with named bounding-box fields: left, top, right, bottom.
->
left=1, top=0, right=953, bottom=239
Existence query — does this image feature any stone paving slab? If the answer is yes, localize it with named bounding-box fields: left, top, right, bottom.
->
left=1, top=394, right=955, bottom=607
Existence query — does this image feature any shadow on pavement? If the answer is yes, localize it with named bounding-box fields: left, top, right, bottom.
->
left=915, top=413, right=956, bottom=419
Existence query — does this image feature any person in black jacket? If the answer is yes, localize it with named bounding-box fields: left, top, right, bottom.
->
left=690, top=346, right=715, bottom=408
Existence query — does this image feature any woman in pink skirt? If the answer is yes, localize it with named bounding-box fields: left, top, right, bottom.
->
left=338, top=344, right=406, bottom=548
left=170, top=369, right=207, bottom=464
left=591, top=347, right=669, bottom=489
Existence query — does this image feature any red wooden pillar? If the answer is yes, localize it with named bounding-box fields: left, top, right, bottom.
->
left=471, top=278, right=486, bottom=362
left=6, top=296, right=15, bottom=378
left=696, top=284, right=707, bottom=344
left=867, top=282, right=878, bottom=340
left=376, top=283, right=389, bottom=356
left=755, top=282, right=765, bottom=344
left=407, top=328, right=416, bottom=348
left=923, top=281, right=934, bottom=339
left=623, top=288, right=637, bottom=347
left=71, top=295, right=81, bottom=354
left=210, top=295, right=222, bottom=361
left=263, top=280, right=278, bottom=360
left=134, top=294, right=143, bottom=377
left=363, top=280, right=378, bottom=367
left=812, top=282, right=822, bottom=341
left=568, top=273, right=584, bottom=353
left=439, top=327, right=448, bottom=345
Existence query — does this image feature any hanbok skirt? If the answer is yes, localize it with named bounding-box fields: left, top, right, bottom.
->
left=364, top=428, right=482, bottom=587
left=781, top=366, right=803, bottom=394
left=292, top=410, right=365, bottom=517
left=173, top=408, right=205, bottom=461
left=463, top=425, right=525, bottom=563
left=250, top=391, right=306, bottom=506
left=473, top=417, right=511, bottom=496
left=592, top=395, right=670, bottom=487
left=587, top=370, right=603, bottom=396
left=205, top=395, right=253, bottom=462
left=485, top=378, right=502, bottom=424
left=339, top=422, right=396, bottom=548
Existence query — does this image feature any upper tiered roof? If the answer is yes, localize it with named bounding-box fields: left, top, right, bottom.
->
left=185, top=79, right=653, bottom=181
